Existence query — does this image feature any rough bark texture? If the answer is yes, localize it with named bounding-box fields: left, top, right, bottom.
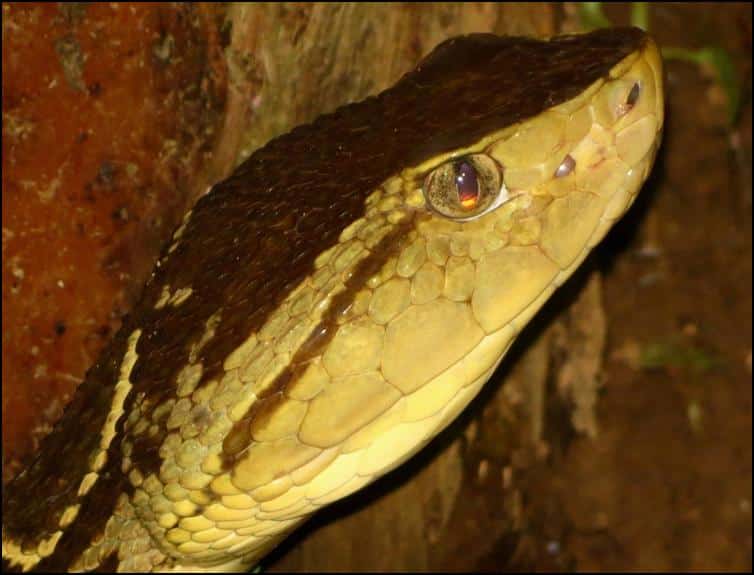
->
left=206, top=3, right=556, bottom=179
left=2, top=2, right=228, bottom=481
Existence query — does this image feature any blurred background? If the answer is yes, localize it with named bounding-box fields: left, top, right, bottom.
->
left=2, top=3, right=751, bottom=571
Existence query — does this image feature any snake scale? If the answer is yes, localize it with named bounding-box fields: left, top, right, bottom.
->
left=2, top=27, right=663, bottom=572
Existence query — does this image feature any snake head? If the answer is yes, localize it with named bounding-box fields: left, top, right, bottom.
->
left=292, top=30, right=665, bottom=482
left=397, top=30, right=665, bottom=338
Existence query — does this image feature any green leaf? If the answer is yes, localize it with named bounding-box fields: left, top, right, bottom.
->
left=630, top=2, right=650, bottom=31
left=662, top=45, right=741, bottom=125
left=639, top=341, right=721, bottom=373
left=698, top=46, right=741, bottom=125
left=579, top=3, right=611, bottom=31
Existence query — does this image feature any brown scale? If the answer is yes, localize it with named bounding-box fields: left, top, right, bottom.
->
left=2, top=28, right=648, bottom=571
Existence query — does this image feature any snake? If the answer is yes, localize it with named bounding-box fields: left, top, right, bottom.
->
left=2, top=26, right=663, bottom=572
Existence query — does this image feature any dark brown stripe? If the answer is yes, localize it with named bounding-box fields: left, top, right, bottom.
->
left=92, top=550, right=120, bottom=572
left=32, top=473, right=131, bottom=572
left=2, top=322, right=135, bottom=551
left=221, top=218, right=416, bottom=468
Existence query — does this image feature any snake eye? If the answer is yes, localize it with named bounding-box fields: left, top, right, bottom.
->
left=423, top=154, right=506, bottom=220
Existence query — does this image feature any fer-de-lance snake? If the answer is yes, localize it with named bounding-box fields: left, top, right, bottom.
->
left=2, top=27, right=664, bottom=572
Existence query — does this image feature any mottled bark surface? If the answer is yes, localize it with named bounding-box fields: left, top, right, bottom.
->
left=2, top=2, right=227, bottom=481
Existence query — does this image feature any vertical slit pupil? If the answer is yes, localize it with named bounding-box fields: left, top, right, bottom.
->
left=455, top=160, right=479, bottom=209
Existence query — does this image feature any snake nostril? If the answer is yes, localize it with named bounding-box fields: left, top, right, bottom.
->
left=618, top=82, right=641, bottom=117
left=626, top=82, right=641, bottom=107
